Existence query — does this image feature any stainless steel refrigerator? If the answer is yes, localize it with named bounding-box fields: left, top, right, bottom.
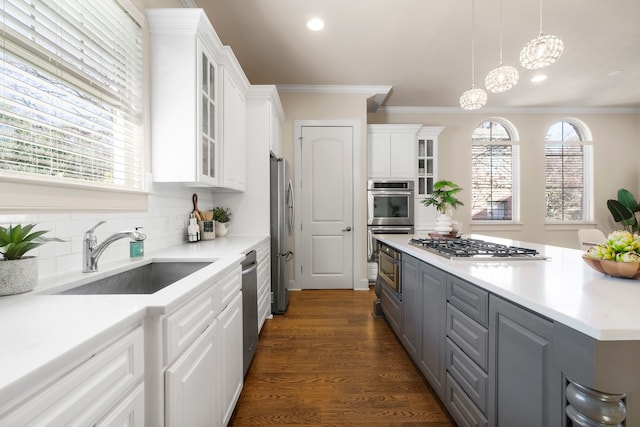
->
left=270, top=154, right=294, bottom=314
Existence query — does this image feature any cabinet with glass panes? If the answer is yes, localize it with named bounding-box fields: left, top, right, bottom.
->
left=415, top=127, right=444, bottom=230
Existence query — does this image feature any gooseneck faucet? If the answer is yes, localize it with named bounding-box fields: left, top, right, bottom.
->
left=83, top=221, right=147, bottom=273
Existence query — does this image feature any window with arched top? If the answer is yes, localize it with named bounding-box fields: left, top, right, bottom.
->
left=471, top=119, right=519, bottom=221
left=545, top=119, right=593, bottom=222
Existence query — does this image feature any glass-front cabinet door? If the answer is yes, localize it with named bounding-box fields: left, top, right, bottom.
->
left=198, top=40, right=218, bottom=183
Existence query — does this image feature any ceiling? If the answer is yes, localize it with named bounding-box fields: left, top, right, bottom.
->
left=157, top=0, right=640, bottom=110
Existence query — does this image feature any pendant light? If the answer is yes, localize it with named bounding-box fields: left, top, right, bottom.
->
left=460, top=0, right=487, bottom=110
left=519, top=0, right=564, bottom=69
left=485, top=0, right=519, bottom=93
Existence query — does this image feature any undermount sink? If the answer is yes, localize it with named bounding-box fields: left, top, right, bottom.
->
left=56, top=262, right=212, bottom=295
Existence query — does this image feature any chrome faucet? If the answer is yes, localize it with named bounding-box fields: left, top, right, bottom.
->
left=83, top=221, right=146, bottom=273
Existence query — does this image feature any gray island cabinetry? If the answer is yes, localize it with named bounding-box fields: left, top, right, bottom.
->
left=377, top=235, right=640, bottom=426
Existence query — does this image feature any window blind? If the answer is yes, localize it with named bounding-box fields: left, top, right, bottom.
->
left=471, top=144, right=514, bottom=220
left=0, top=0, right=144, bottom=190
left=545, top=144, right=585, bottom=221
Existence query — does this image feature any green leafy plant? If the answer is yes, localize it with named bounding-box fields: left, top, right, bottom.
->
left=0, top=224, right=64, bottom=260
left=421, top=180, right=464, bottom=213
left=212, top=207, right=232, bottom=223
left=607, top=188, right=639, bottom=233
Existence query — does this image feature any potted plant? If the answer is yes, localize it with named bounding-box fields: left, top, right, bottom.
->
left=607, top=188, right=639, bottom=233
left=0, top=224, right=63, bottom=296
left=212, top=206, right=232, bottom=237
left=421, top=180, right=464, bottom=234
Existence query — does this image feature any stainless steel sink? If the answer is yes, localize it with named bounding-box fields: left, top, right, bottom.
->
left=57, top=262, right=212, bottom=295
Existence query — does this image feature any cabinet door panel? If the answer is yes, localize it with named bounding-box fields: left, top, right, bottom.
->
left=220, top=292, right=244, bottom=425
left=489, top=295, right=562, bottom=427
left=165, top=320, right=220, bottom=427
left=401, top=255, right=421, bottom=362
left=368, top=133, right=391, bottom=177
left=389, top=133, right=415, bottom=178
left=418, top=263, right=447, bottom=399
left=95, top=383, right=145, bottom=427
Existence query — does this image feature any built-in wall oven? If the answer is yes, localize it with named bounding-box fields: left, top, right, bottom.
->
left=367, top=179, right=415, bottom=226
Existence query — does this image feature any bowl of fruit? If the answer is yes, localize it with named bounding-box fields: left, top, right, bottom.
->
left=583, top=230, right=640, bottom=279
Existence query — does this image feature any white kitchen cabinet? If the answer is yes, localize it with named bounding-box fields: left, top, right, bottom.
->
left=95, top=383, right=145, bottom=427
left=0, top=326, right=144, bottom=426
left=147, top=9, right=249, bottom=190
left=149, top=263, right=243, bottom=427
left=255, top=236, right=272, bottom=332
left=367, top=124, right=422, bottom=179
left=247, top=85, right=284, bottom=159
left=165, top=320, right=220, bottom=427
left=219, top=291, right=244, bottom=425
left=415, top=127, right=444, bottom=231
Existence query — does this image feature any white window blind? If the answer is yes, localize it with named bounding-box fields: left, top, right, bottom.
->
left=471, top=120, right=517, bottom=221
left=0, top=0, right=144, bottom=190
left=545, top=121, right=590, bottom=222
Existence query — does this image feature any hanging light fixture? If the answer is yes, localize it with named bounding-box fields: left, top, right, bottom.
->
left=460, top=0, right=487, bottom=110
left=519, top=0, right=564, bottom=69
left=485, top=0, right=519, bottom=93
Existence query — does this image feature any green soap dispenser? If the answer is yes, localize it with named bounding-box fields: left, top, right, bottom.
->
left=129, top=227, right=145, bottom=258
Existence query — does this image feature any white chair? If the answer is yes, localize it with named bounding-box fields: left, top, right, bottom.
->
left=578, top=229, right=606, bottom=248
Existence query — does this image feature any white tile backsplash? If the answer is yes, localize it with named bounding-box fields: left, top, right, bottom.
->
left=0, top=184, right=214, bottom=279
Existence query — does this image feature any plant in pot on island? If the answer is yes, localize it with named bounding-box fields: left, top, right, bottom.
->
left=0, top=224, right=63, bottom=296
left=421, top=180, right=464, bottom=236
left=583, top=189, right=640, bottom=279
left=212, top=206, right=232, bottom=237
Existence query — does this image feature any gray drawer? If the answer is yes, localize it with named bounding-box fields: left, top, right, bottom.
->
left=447, top=304, right=488, bottom=371
left=447, top=275, right=488, bottom=327
left=446, top=373, right=488, bottom=427
left=446, top=338, right=488, bottom=414
left=380, top=284, right=401, bottom=337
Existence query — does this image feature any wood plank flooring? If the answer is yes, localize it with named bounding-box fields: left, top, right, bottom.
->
left=229, top=288, right=455, bottom=426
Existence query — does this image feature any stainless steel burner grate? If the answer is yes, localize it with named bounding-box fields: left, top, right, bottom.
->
left=409, top=237, right=546, bottom=260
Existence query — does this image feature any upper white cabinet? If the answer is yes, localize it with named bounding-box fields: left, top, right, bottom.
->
left=147, top=9, right=249, bottom=190
left=247, top=86, right=284, bottom=158
left=368, top=124, right=422, bottom=179
left=415, top=127, right=443, bottom=230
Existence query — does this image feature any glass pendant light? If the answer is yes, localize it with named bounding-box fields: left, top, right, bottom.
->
left=485, top=0, right=519, bottom=93
left=520, top=0, right=564, bottom=69
left=460, top=0, right=487, bottom=110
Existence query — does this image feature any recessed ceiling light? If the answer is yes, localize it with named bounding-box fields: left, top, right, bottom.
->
left=306, top=18, right=324, bottom=31
left=531, top=74, right=548, bottom=83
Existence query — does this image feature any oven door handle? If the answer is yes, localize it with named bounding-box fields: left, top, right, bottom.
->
left=369, top=190, right=414, bottom=197
left=367, top=192, right=374, bottom=224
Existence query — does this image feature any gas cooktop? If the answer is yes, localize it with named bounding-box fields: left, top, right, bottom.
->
left=409, top=237, right=546, bottom=260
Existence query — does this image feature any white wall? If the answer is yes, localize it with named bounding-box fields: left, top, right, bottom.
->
left=369, top=110, right=640, bottom=248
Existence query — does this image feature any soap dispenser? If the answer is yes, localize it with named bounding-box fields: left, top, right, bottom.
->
left=187, top=213, right=200, bottom=242
left=129, top=227, right=145, bottom=258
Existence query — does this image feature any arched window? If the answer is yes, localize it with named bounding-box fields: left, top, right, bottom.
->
left=545, top=119, right=593, bottom=222
left=471, top=119, right=519, bottom=221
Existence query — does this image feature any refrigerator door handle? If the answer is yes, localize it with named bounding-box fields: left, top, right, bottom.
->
left=287, top=179, right=295, bottom=236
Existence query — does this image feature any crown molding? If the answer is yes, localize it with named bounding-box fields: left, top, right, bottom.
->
left=376, top=106, right=640, bottom=115
left=276, top=84, right=392, bottom=112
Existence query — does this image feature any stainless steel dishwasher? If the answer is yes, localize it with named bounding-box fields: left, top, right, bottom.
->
left=242, top=250, right=259, bottom=377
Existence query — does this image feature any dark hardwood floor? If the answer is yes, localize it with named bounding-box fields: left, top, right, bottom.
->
left=229, top=288, right=455, bottom=426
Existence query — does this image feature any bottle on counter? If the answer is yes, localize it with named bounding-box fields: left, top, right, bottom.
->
left=187, top=213, right=200, bottom=242
left=129, top=227, right=145, bottom=258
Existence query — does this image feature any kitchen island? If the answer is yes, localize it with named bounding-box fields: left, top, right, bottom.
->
left=0, top=235, right=268, bottom=426
left=376, top=233, right=640, bottom=427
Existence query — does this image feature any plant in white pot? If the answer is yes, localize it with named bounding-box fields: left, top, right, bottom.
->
left=212, top=207, right=232, bottom=237
left=0, top=224, right=63, bottom=296
left=421, top=180, right=464, bottom=235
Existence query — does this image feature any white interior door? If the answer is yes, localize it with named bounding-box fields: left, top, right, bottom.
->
left=299, top=125, right=353, bottom=289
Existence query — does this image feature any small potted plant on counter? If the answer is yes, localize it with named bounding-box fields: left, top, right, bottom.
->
left=421, top=180, right=464, bottom=235
left=0, top=224, right=64, bottom=296
left=212, top=206, right=232, bottom=237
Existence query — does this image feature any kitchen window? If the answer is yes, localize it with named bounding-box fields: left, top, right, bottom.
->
left=471, top=119, right=519, bottom=222
left=545, top=119, right=593, bottom=222
left=0, top=0, right=144, bottom=192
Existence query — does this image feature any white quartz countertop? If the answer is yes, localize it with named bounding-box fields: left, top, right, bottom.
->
left=0, top=235, right=268, bottom=405
left=376, top=234, right=640, bottom=341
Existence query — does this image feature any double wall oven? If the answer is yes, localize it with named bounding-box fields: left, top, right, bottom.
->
left=367, top=179, right=415, bottom=262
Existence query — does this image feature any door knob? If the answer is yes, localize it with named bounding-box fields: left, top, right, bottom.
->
left=342, top=226, right=352, bottom=232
